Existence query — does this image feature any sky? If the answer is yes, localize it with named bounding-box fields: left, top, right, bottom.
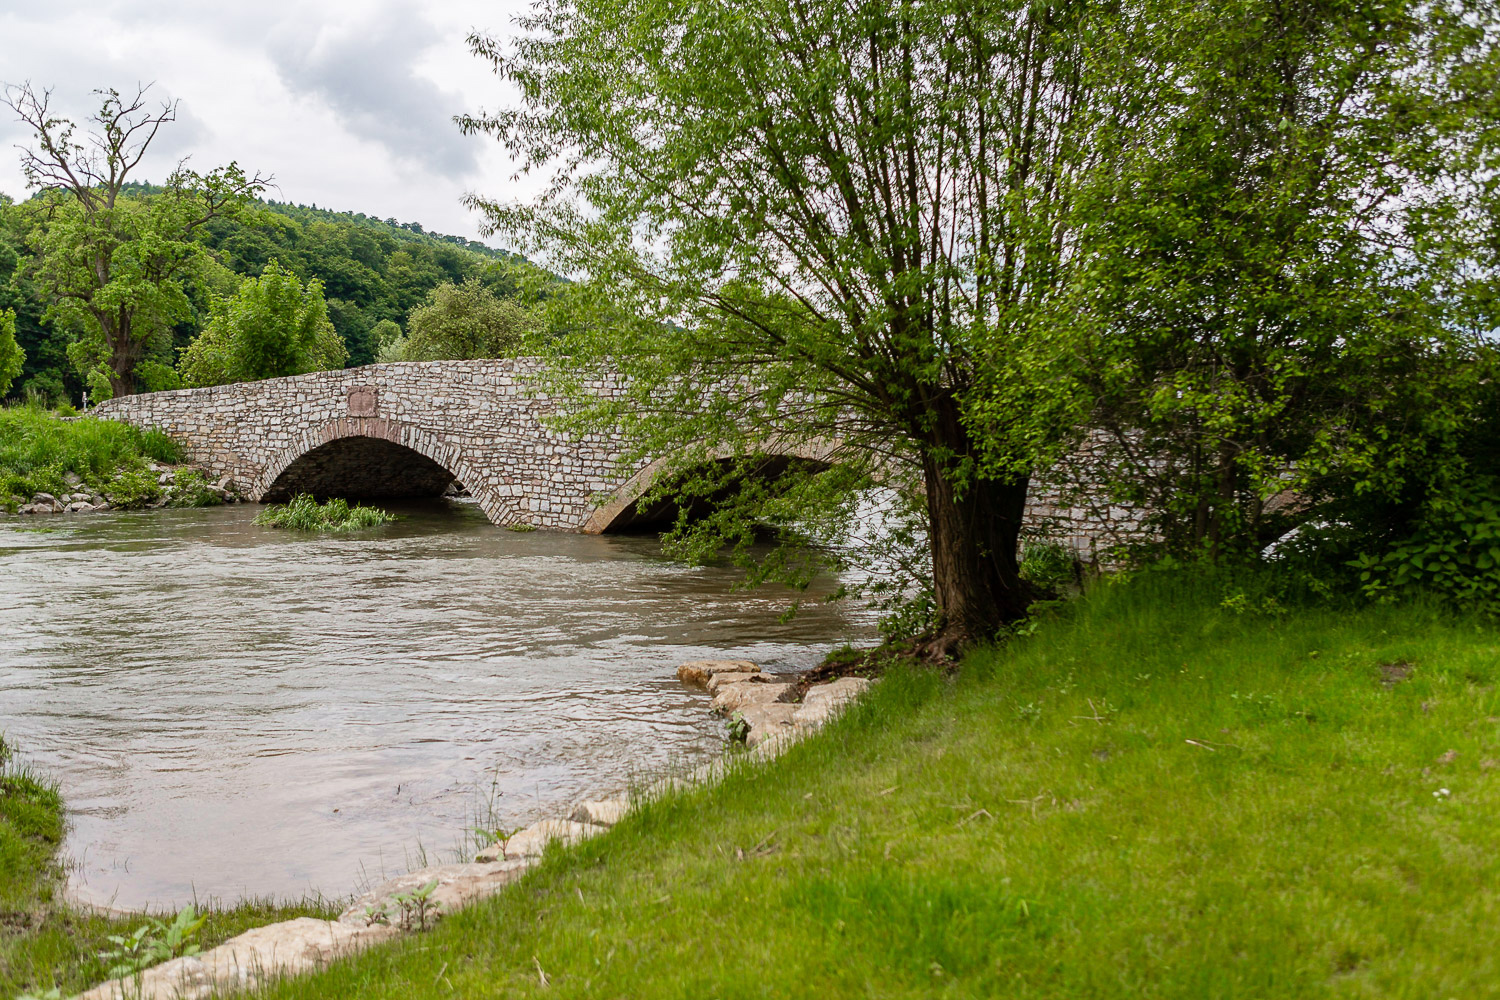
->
left=0, top=0, right=537, bottom=247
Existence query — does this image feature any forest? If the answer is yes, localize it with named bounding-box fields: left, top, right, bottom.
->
left=0, top=185, right=546, bottom=404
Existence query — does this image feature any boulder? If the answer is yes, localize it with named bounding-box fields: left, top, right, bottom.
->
left=18, top=503, right=54, bottom=515
left=476, top=819, right=601, bottom=862
left=158, top=472, right=174, bottom=485
left=740, top=702, right=800, bottom=747
left=65, top=501, right=92, bottom=513
left=64, top=471, right=82, bottom=487
left=338, top=860, right=530, bottom=928
left=33, top=492, right=56, bottom=504
left=705, top=670, right=766, bottom=693
left=792, top=676, right=873, bottom=728
left=74, top=918, right=400, bottom=1000
left=710, top=680, right=791, bottom=715
left=676, top=659, right=758, bottom=688
left=569, top=797, right=630, bottom=826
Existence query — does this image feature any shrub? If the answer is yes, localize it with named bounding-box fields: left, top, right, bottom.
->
left=178, top=261, right=346, bottom=387
left=1350, top=482, right=1500, bottom=615
left=104, top=468, right=162, bottom=509
left=166, top=469, right=223, bottom=508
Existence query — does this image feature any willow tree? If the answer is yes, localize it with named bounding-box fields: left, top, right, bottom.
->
left=463, top=1, right=1119, bottom=655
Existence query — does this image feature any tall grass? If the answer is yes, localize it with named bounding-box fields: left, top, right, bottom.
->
left=0, top=405, right=182, bottom=505
left=253, top=493, right=396, bottom=532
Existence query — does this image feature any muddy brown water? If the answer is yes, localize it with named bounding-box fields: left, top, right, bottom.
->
left=0, top=501, right=874, bottom=910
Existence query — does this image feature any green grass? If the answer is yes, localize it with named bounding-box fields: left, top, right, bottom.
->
left=254, top=494, right=396, bottom=532
left=250, top=576, right=1500, bottom=999
left=0, top=405, right=181, bottom=509
left=0, top=737, right=335, bottom=999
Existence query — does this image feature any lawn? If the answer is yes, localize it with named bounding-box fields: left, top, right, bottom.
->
left=239, top=574, right=1500, bottom=999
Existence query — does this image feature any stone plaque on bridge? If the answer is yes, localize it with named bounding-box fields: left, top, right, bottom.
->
left=347, top=386, right=379, bottom=417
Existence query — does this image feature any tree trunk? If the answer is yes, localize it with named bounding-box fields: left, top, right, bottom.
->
left=105, top=315, right=142, bottom=397
left=919, top=397, right=1034, bottom=660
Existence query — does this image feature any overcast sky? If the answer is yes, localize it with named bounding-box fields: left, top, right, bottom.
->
left=0, top=0, right=537, bottom=247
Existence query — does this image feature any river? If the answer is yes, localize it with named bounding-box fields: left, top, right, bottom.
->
left=0, top=500, right=874, bottom=910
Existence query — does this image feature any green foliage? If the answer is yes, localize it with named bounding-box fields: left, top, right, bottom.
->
left=0, top=308, right=24, bottom=397
left=1350, top=483, right=1500, bottom=614
left=100, top=906, right=207, bottom=979
left=0, top=407, right=180, bottom=491
left=134, top=360, right=182, bottom=393
left=390, top=879, right=442, bottom=932
left=388, top=277, right=534, bottom=362
left=463, top=0, right=1133, bottom=646
left=178, top=261, right=346, bottom=387
left=102, top=467, right=162, bottom=509
left=4, top=83, right=268, bottom=396
left=166, top=469, right=223, bottom=508
left=253, top=493, right=395, bottom=532
left=1018, top=541, right=1080, bottom=596
left=1056, top=0, right=1500, bottom=558
left=1, top=160, right=557, bottom=398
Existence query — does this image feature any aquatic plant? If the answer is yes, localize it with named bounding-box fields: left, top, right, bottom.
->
left=253, top=493, right=395, bottom=532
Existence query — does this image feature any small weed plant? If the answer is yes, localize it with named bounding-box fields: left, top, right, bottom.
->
left=101, top=905, right=207, bottom=979
left=254, top=494, right=395, bottom=532
left=391, top=879, right=442, bottom=931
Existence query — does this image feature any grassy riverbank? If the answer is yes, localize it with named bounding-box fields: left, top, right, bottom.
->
left=0, top=738, right=335, bottom=999
left=251, top=575, right=1500, bottom=999
left=0, top=405, right=183, bottom=511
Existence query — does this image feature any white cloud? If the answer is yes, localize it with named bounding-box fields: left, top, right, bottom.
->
left=0, top=0, right=536, bottom=242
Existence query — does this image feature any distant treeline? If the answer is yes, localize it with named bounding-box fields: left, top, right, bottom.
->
left=0, top=185, right=547, bottom=404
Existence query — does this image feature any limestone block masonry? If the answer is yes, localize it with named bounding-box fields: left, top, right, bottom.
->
left=91, top=359, right=1139, bottom=549
left=92, top=359, right=637, bottom=531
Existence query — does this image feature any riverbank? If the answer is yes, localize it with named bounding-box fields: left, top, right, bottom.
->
left=0, top=738, right=334, bottom=999
left=222, top=575, right=1499, bottom=999
left=0, top=406, right=239, bottom=513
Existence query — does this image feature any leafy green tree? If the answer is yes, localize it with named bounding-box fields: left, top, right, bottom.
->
left=367, top=319, right=403, bottom=362
left=462, top=0, right=1128, bottom=653
left=1059, top=0, right=1500, bottom=559
left=0, top=309, right=24, bottom=397
left=392, top=277, right=533, bottom=361
left=178, top=261, right=346, bottom=387
left=3, top=84, right=267, bottom=396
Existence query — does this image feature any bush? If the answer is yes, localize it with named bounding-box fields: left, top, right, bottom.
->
left=166, top=469, right=223, bottom=508
left=1349, top=482, right=1500, bottom=615
left=253, top=494, right=394, bottom=532
left=104, top=468, right=162, bottom=509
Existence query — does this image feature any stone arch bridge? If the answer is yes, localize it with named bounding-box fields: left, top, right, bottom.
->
left=90, top=359, right=841, bottom=533
left=92, top=359, right=1131, bottom=549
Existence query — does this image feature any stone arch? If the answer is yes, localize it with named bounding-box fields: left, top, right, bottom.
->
left=581, top=439, right=843, bottom=535
left=251, top=416, right=527, bottom=526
